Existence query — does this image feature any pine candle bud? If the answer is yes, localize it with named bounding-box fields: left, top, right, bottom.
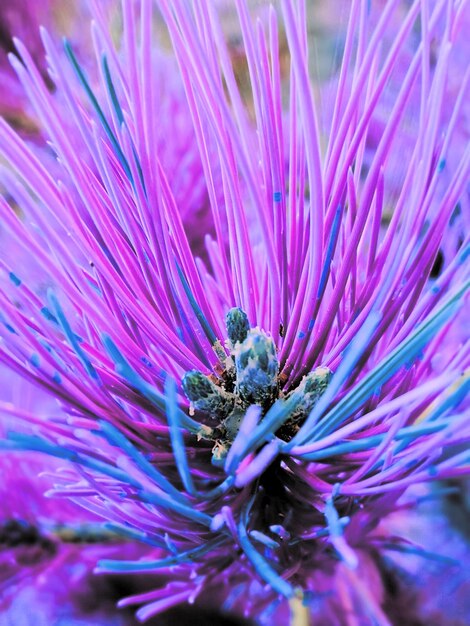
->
left=234, top=329, right=279, bottom=406
left=226, top=307, right=250, bottom=347
left=287, top=367, right=333, bottom=424
left=182, top=370, right=234, bottom=418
